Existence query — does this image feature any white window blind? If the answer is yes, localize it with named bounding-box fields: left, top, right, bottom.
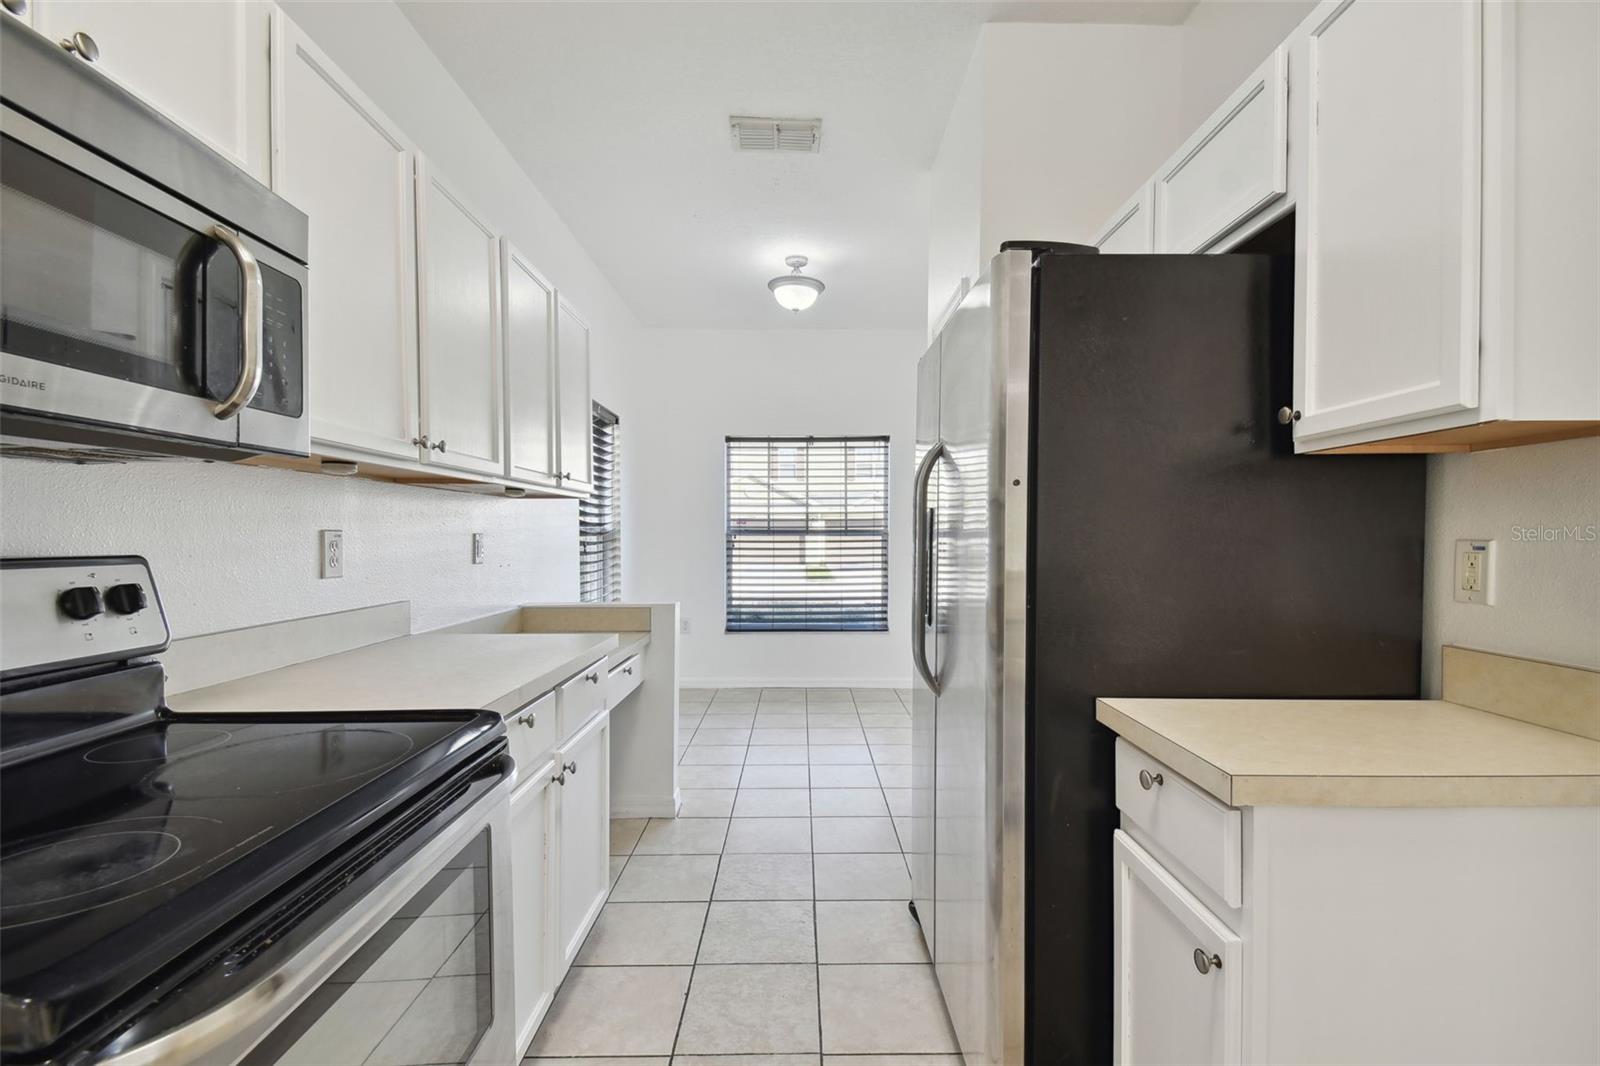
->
left=725, top=435, right=889, bottom=632
left=579, top=404, right=620, bottom=602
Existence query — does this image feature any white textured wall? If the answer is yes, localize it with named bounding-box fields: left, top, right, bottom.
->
left=927, top=43, right=983, bottom=338
left=1176, top=0, right=1318, bottom=137
left=0, top=459, right=577, bottom=637
left=1422, top=438, right=1600, bottom=695
left=977, top=22, right=1183, bottom=258
left=627, top=328, right=923, bottom=687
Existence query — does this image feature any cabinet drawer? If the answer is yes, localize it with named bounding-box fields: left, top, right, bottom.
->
left=557, top=658, right=606, bottom=740
left=1115, top=740, right=1242, bottom=907
left=607, top=654, right=643, bottom=707
left=1154, top=47, right=1287, bottom=253
left=508, top=691, right=556, bottom=780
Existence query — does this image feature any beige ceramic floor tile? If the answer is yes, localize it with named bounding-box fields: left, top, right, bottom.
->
left=696, top=900, right=816, bottom=963
left=574, top=902, right=707, bottom=965
left=634, top=817, right=729, bottom=855
left=608, top=854, right=720, bottom=902
left=525, top=965, right=691, bottom=1057
left=678, top=788, right=737, bottom=818
left=811, top=818, right=899, bottom=854
left=808, top=765, right=880, bottom=788
left=734, top=788, right=811, bottom=817
left=745, top=745, right=810, bottom=766
left=809, top=789, right=889, bottom=817
left=815, top=901, right=930, bottom=964
left=817, top=964, right=958, bottom=1054
left=739, top=765, right=811, bottom=789
left=724, top=817, right=812, bottom=854
left=713, top=853, right=814, bottom=900
left=809, top=745, right=873, bottom=765
left=813, top=853, right=910, bottom=900
left=676, top=964, right=821, bottom=1054
left=679, top=765, right=744, bottom=789
left=609, top=818, right=647, bottom=856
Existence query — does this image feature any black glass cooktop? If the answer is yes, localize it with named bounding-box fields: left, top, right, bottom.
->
left=0, top=709, right=502, bottom=1058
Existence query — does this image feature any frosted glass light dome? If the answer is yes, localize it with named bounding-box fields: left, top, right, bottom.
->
left=768, top=255, right=825, bottom=312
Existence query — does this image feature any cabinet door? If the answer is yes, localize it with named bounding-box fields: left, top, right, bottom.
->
left=510, top=769, right=556, bottom=1057
left=416, top=159, right=503, bottom=477
left=554, top=296, right=593, bottom=492
left=35, top=0, right=270, bottom=181
left=1113, top=831, right=1241, bottom=1066
left=554, top=708, right=610, bottom=971
left=1294, top=0, right=1481, bottom=441
left=1153, top=47, right=1287, bottom=254
left=502, top=242, right=558, bottom=485
left=1094, top=182, right=1155, bottom=254
left=272, top=15, right=421, bottom=461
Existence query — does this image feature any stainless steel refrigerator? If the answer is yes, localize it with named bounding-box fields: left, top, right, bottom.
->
left=908, top=242, right=1425, bottom=1065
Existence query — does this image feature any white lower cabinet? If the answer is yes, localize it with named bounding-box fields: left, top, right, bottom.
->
left=553, top=707, right=610, bottom=970
left=509, top=760, right=556, bottom=1056
left=1113, top=831, right=1241, bottom=1066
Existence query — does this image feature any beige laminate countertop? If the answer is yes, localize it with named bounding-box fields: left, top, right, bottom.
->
left=170, top=632, right=626, bottom=718
left=1096, top=697, right=1600, bottom=807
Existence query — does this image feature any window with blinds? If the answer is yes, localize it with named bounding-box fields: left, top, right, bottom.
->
left=579, top=404, right=620, bottom=602
left=725, top=435, right=889, bottom=632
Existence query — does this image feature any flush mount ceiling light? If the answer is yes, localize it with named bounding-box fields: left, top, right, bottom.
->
left=768, top=255, right=825, bottom=312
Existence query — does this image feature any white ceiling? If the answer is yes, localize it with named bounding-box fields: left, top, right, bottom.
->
left=399, top=1, right=1197, bottom=330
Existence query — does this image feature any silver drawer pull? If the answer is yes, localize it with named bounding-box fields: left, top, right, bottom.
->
left=622, top=665, right=634, bottom=676
left=1193, top=949, right=1222, bottom=975
left=61, top=30, right=99, bottom=62
left=1138, top=769, right=1164, bottom=790
left=518, top=713, right=537, bottom=729
left=564, top=760, right=578, bottom=776
left=584, top=671, right=600, bottom=684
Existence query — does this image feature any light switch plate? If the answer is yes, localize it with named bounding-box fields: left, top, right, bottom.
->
left=1453, top=538, right=1493, bottom=605
left=320, top=530, right=344, bottom=579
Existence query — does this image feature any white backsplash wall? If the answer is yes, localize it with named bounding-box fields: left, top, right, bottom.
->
left=1422, top=437, right=1600, bottom=694
left=0, top=459, right=578, bottom=637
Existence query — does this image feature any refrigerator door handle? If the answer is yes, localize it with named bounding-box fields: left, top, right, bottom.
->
left=912, top=440, right=945, bottom=695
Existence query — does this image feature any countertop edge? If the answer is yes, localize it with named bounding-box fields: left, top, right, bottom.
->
left=1095, top=699, right=1234, bottom=805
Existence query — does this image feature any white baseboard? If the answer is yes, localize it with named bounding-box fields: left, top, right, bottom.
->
left=680, top=677, right=912, bottom=690
left=611, top=790, right=680, bottom=819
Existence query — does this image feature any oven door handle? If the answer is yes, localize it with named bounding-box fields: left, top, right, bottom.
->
left=208, top=225, right=264, bottom=419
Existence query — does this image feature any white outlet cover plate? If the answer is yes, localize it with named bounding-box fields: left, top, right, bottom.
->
left=1453, top=538, right=1493, bottom=605
left=321, top=529, right=344, bottom=579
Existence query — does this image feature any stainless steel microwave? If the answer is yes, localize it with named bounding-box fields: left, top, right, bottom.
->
left=0, top=24, right=309, bottom=459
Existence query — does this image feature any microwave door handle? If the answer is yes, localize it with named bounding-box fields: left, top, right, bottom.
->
left=912, top=441, right=944, bottom=695
left=208, top=225, right=263, bottom=419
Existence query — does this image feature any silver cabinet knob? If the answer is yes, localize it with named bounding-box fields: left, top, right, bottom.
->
left=623, top=665, right=634, bottom=675
left=430, top=439, right=447, bottom=453
left=1138, top=769, right=1164, bottom=790
left=4, top=0, right=30, bottom=18
left=61, top=30, right=99, bottom=62
left=1193, top=948, right=1222, bottom=975
left=411, top=435, right=430, bottom=448
left=518, top=712, right=537, bottom=729
left=1276, top=406, right=1302, bottom=425
left=584, top=671, right=600, bottom=684
left=563, top=759, right=578, bottom=776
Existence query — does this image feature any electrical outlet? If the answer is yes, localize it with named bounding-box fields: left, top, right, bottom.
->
left=1454, top=538, right=1494, bottom=605
left=471, top=532, right=485, bottom=565
left=320, top=530, right=344, bottom=579
left=680, top=617, right=691, bottom=635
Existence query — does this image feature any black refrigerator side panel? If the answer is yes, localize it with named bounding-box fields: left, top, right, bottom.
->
left=1023, top=253, right=1425, bottom=1064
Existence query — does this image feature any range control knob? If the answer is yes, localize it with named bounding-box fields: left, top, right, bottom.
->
left=105, top=583, right=148, bottom=615
left=58, top=586, right=104, bottom=621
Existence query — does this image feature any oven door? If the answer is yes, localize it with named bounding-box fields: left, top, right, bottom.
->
left=0, top=107, right=307, bottom=456
left=95, top=778, right=516, bottom=1066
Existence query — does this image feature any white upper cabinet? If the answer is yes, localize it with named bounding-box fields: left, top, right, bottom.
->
left=554, top=297, right=593, bottom=492
left=416, top=158, right=504, bottom=477
left=1154, top=47, right=1288, bottom=254
left=32, top=0, right=271, bottom=182
left=1293, top=0, right=1481, bottom=442
left=1113, top=831, right=1242, bottom=1066
left=502, top=242, right=558, bottom=486
left=1093, top=182, right=1154, bottom=254
left=272, top=14, right=421, bottom=461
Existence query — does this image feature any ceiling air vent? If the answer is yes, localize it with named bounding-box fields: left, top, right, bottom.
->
left=730, top=116, right=821, bottom=153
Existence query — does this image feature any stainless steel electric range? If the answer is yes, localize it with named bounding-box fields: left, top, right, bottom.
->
left=0, top=558, right=517, bottom=1066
